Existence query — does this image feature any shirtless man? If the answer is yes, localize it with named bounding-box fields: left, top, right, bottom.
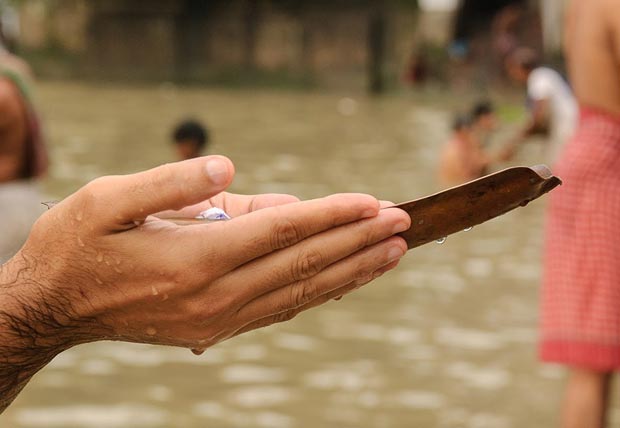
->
left=439, top=111, right=511, bottom=186
left=438, top=115, right=484, bottom=186
left=539, top=1, right=620, bottom=427
left=0, top=46, right=48, bottom=262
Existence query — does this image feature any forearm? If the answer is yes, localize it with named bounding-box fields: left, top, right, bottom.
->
left=0, top=255, right=86, bottom=412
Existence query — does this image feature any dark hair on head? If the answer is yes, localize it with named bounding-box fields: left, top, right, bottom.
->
left=508, top=47, right=540, bottom=72
left=452, top=114, right=472, bottom=131
left=471, top=101, right=495, bottom=119
left=172, top=120, right=209, bottom=149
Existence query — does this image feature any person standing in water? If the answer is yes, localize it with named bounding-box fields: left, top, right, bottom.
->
left=438, top=109, right=511, bottom=186
left=438, top=115, right=481, bottom=186
left=0, top=24, right=48, bottom=263
left=504, top=47, right=577, bottom=164
left=540, top=1, right=620, bottom=427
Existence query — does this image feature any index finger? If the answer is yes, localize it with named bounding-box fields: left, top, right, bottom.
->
left=186, top=193, right=380, bottom=273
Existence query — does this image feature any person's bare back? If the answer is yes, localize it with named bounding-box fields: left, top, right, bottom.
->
left=566, top=0, right=620, bottom=114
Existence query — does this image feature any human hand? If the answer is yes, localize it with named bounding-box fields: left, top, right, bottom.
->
left=3, top=156, right=410, bottom=357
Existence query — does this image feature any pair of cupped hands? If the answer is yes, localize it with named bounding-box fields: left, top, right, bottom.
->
left=4, top=156, right=411, bottom=355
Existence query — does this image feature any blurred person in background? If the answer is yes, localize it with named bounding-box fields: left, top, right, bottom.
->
left=438, top=115, right=479, bottom=185
left=439, top=112, right=512, bottom=186
left=491, top=4, right=523, bottom=59
left=504, top=47, right=577, bottom=164
left=0, top=16, right=48, bottom=263
left=172, top=119, right=209, bottom=160
left=540, top=1, right=620, bottom=427
left=470, top=100, right=499, bottom=148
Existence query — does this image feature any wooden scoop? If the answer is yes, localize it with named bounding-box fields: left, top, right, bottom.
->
left=391, top=165, right=562, bottom=250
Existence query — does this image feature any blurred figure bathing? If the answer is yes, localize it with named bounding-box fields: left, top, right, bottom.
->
left=504, top=47, right=577, bottom=164
left=439, top=115, right=480, bottom=185
left=172, top=119, right=209, bottom=160
left=439, top=110, right=511, bottom=187
left=540, top=1, right=620, bottom=427
left=0, top=32, right=48, bottom=263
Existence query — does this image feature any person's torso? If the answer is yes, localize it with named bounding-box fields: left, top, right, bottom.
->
left=566, top=0, right=620, bottom=115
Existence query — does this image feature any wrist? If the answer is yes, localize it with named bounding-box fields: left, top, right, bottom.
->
left=0, top=253, right=90, bottom=365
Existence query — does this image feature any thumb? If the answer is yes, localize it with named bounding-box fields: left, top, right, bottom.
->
left=92, top=155, right=234, bottom=228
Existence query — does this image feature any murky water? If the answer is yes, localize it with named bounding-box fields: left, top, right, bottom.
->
left=3, top=82, right=581, bottom=427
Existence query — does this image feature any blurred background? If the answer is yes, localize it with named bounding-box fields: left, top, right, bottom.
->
left=0, top=0, right=592, bottom=427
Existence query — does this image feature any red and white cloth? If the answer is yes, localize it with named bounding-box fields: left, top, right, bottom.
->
left=540, top=106, right=620, bottom=370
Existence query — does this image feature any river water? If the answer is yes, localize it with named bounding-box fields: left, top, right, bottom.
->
left=2, top=82, right=581, bottom=427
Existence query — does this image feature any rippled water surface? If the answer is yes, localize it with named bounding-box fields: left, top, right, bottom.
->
left=3, top=82, right=578, bottom=427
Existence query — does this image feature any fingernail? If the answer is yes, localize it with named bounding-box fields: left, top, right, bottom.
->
left=387, top=246, right=404, bottom=262
left=392, top=221, right=409, bottom=234
left=205, top=158, right=229, bottom=185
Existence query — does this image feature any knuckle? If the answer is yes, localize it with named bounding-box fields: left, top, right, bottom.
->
left=291, top=248, right=324, bottom=281
left=353, top=257, right=375, bottom=281
left=79, top=176, right=120, bottom=212
left=357, top=219, right=376, bottom=248
left=288, top=280, right=319, bottom=308
left=270, top=216, right=303, bottom=249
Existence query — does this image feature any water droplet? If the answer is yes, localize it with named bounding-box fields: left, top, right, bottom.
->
left=77, top=236, right=85, bottom=247
left=95, top=277, right=103, bottom=285
left=191, top=348, right=206, bottom=355
left=161, top=293, right=169, bottom=301
left=435, top=237, right=447, bottom=244
left=113, top=266, right=123, bottom=274
left=76, top=211, right=83, bottom=221
left=463, top=226, right=473, bottom=232
left=96, top=252, right=103, bottom=262
left=417, top=219, right=425, bottom=225
left=151, top=286, right=159, bottom=296
left=146, top=327, right=157, bottom=336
